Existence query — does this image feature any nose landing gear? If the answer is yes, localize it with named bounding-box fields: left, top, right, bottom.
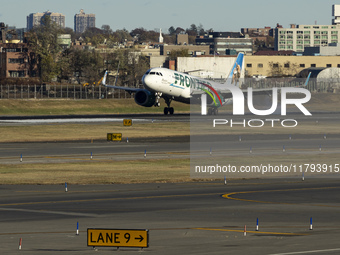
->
left=154, top=92, right=162, bottom=107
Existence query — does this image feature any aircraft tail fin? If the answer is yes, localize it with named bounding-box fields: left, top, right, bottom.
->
left=304, top=72, right=312, bottom=86
left=226, top=52, right=244, bottom=87
left=102, top=70, right=108, bottom=86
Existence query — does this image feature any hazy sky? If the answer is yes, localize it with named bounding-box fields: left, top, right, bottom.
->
left=1, top=0, right=339, bottom=32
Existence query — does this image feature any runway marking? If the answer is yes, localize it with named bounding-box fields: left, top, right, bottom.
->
left=182, top=181, right=307, bottom=186
left=0, top=192, right=221, bottom=207
left=222, top=187, right=340, bottom=207
left=268, top=248, right=340, bottom=255
left=0, top=207, right=97, bottom=217
left=0, top=231, right=79, bottom=236
left=193, top=228, right=309, bottom=236
left=14, top=187, right=164, bottom=194
left=0, top=227, right=309, bottom=237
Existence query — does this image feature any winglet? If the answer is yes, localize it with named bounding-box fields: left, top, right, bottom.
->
left=102, top=70, right=108, bottom=86
left=304, top=72, right=311, bottom=87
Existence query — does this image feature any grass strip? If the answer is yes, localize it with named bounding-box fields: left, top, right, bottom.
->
left=0, top=159, right=191, bottom=185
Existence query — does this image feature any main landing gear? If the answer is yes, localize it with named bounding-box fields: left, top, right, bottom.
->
left=163, top=96, right=174, bottom=115
left=164, top=107, right=174, bottom=115
left=153, top=93, right=174, bottom=115
left=208, top=108, right=218, bottom=115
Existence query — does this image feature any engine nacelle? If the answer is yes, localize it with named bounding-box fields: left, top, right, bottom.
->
left=134, top=89, right=156, bottom=107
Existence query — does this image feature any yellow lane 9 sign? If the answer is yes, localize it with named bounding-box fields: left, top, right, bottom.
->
left=107, top=133, right=122, bottom=141
left=87, top=229, right=148, bottom=248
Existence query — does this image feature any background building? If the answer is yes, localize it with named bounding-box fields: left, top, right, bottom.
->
left=304, top=43, right=340, bottom=56
left=241, top=27, right=274, bottom=38
left=160, top=45, right=209, bottom=57
left=275, top=24, right=340, bottom=52
left=176, top=33, right=189, bottom=45
left=332, top=4, right=340, bottom=25
left=27, top=11, right=65, bottom=30
left=177, top=55, right=245, bottom=79
left=241, top=26, right=275, bottom=51
left=74, top=9, right=95, bottom=34
left=57, top=34, right=72, bottom=50
left=244, top=55, right=340, bottom=77
left=196, top=32, right=253, bottom=55
left=0, top=43, right=38, bottom=78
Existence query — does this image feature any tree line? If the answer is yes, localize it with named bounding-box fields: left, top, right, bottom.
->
left=25, top=16, right=209, bottom=85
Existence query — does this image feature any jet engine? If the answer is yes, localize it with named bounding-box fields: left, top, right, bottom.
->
left=134, top=90, right=156, bottom=107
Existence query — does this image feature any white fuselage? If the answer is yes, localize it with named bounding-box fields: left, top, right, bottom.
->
left=142, top=67, right=217, bottom=102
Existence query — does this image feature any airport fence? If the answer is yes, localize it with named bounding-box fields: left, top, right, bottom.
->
left=243, top=78, right=340, bottom=93
left=0, top=84, right=135, bottom=100
left=0, top=79, right=339, bottom=100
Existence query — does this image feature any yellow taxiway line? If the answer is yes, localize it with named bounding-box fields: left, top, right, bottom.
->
left=222, top=186, right=340, bottom=208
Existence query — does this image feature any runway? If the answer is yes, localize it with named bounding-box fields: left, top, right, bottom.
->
left=1, top=180, right=340, bottom=254
left=1, top=111, right=340, bottom=125
left=0, top=113, right=190, bottom=125
left=0, top=133, right=339, bottom=165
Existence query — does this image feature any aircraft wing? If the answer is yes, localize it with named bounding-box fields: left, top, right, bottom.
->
left=102, top=84, right=141, bottom=93
left=101, top=70, right=140, bottom=93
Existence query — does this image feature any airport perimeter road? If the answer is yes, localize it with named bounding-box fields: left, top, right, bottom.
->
left=0, top=180, right=340, bottom=254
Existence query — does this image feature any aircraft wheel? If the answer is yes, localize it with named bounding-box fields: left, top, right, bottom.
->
left=208, top=108, right=212, bottom=115
left=169, top=107, right=174, bottom=115
left=164, top=107, right=169, bottom=115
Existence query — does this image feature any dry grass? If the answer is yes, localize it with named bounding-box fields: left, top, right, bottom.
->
left=0, top=122, right=190, bottom=142
left=0, top=159, right=191, bottom=185
left=0, top=98, right=190, bottom=115
left=0, top=93, right=339, bottom=116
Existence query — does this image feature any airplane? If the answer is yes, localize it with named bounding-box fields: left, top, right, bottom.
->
left=101, top=53, right=244, bottom=115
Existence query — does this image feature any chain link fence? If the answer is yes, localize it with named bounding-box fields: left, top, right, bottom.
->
left=0, top=79, right=339, bottom=100
left=243, top=78, right=340, bottom=93
left=0, top=84, right=134, bottom=99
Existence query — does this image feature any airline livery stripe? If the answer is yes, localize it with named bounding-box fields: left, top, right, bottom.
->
left=201, top=88, right=218, bottom=106
left=201, top=83, right=222, bottom=106
left=170, top=84, right=185, bottom=89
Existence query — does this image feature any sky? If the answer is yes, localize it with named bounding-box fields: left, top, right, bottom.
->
left=1, top=0, right=340, bottom=33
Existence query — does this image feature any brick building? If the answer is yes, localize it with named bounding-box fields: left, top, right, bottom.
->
left=0, top=43, right=38, bottom=78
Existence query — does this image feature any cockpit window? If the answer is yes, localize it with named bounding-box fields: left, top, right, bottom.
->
left=148, top=71, right=163, bottom=76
